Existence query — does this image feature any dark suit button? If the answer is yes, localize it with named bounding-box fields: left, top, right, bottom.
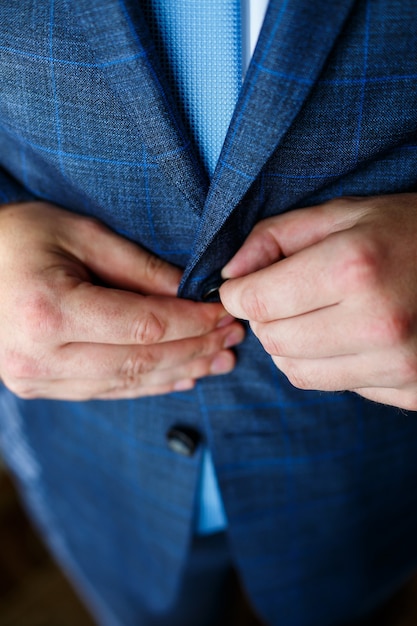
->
left=202, top=278, right=225, bottom=302
left=166, top=425, right=201, bottom=457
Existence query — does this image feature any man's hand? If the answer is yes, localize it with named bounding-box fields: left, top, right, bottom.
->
left=0, top=202, right=244, bottom=400
left=220, top=194, right=417, bottom=410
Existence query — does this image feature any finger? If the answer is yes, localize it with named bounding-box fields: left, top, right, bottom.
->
left=222, top=219, right=285, bottom=278
left=354, top=387, right=417, bottom=411
left=15, top=378, right=193, bottom=401
left=59, top=285, right=235, bottom=344
left=96, top=381, right=196, bottom=400
left=251, top=300, right=387, bottom=359
left=14, top=349, right=237, bottom=401
left=98, top=349, right=236, bottom=396
left=62, top=212, right=183, bottom=296
left=222, top=197, right=364, bottom=279
left=272, top=351, right=411, bottom=392
left=51, top=322, right=245, bottom=378
left=220, top=235, right=344, bottom=323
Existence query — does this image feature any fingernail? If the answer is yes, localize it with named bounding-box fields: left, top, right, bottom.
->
left=210, top=353, right=233, bottom=375
left=174, top=379, right=195, bottom=391
left=221, top=265, right=231, bottom=279
left=216, top=314, right=235, bottom=328
left=223, top=328, right=245, bottom=349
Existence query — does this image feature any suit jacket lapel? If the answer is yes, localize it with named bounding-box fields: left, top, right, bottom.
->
left=180, top=0, right=357, bottom=294
left=73, top=0, right=208, bottom=215
left=73, top=0, right=357, bottom=296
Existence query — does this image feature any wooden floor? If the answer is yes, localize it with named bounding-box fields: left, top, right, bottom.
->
left=1, top=470, right=417, bottom=626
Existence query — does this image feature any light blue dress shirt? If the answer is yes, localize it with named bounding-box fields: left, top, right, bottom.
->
left=146, top=0, right=270, bottom=534
left=195, top=0, right=269, bottom=535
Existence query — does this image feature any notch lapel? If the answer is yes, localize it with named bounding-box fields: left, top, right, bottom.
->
left=180, top=0, right=357, bottom=296
left=73, top=0, right=208, bottom=215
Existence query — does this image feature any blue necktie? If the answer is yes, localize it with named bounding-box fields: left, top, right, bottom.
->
left=143, top=0, right=242, bottom=177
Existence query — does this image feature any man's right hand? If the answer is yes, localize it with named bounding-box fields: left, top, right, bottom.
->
left=0, top=202, right=244, bottom=400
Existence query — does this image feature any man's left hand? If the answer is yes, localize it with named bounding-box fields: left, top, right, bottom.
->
left=220, top=194, right=417, bottom=410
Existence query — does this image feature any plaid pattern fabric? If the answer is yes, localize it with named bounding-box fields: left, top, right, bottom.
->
left=1, top=1, right=417, bottom=625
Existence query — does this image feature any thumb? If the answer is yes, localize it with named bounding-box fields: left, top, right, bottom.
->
left=222, top=198, right=360, bottom=279
left=221, top=218, right=284, bottom=279
left=66, top=217, right=182, bottom=296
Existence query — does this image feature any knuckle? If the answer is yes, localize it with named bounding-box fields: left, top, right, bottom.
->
left=78, top=215, right=105, bottom=238
left=2, top=350, right=49, bottom=398
left=119, top=349, right=157, bottom=379
left=338, top=237, right=383, bottom=292
left=5, top=352, right=41, bottom=380
left=241, top=287, right=269, bottom=322
left=283, top=362, right=311, bottom=390
left=4, top=376, right=38, bottom=399
left=256, top=325, right=284, bottom=356
left=200, top=332, right=218, bottom=356
left=20, top=293, right=62, bottom=342
left=143, top=253, right=168, bottom=284
left=185, top=336, right=211, bottom=361
left=131, top=312, right=165, bottom=345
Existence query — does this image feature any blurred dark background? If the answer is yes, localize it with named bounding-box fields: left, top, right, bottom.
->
left=0, top=470, right=95, bottom=626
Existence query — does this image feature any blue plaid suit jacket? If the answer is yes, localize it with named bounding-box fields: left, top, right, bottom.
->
left=1, top=1, right=417, bottom=624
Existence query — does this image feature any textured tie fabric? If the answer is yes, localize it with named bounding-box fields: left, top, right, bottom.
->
left=142, top=0, right=242, bottom=177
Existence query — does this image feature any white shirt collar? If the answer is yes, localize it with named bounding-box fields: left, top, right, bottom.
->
left=242, top=0, right=270, bottom=73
